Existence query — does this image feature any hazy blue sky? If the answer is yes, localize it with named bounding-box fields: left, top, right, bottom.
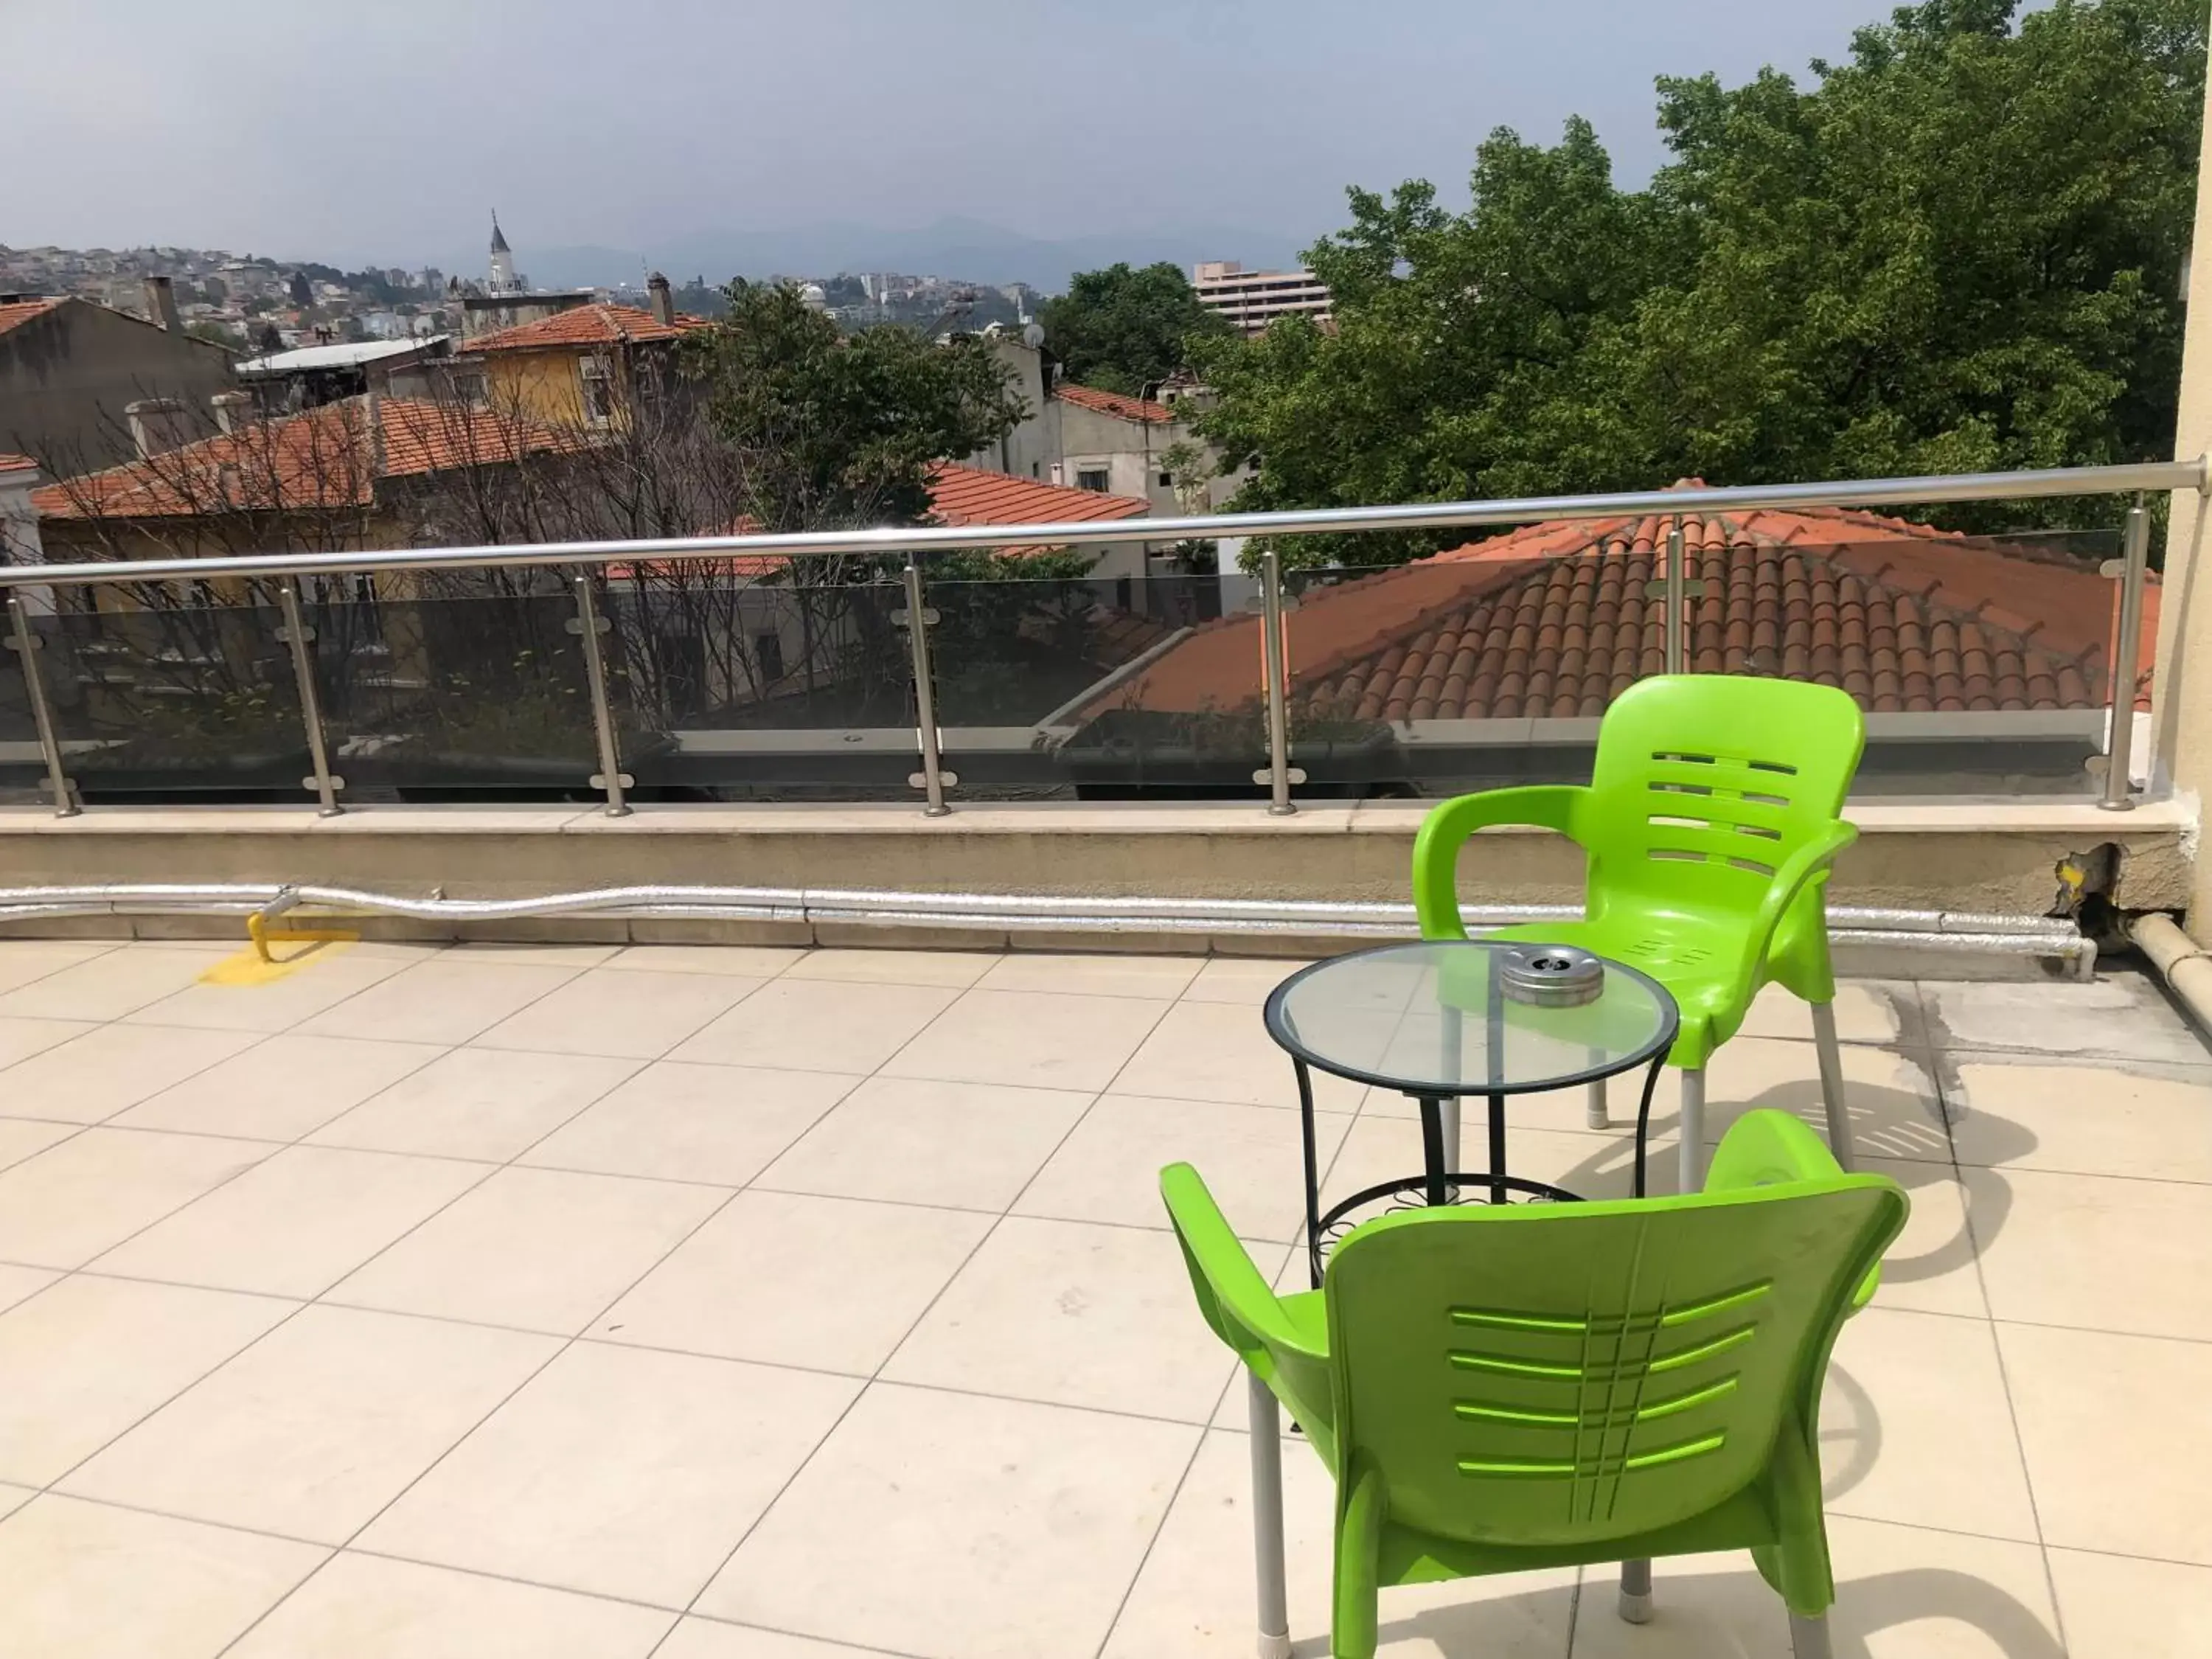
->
left=11, top=0, right=1921, bottom=267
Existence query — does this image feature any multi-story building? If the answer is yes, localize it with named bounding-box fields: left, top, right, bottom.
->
left=1192, top=260, right=1332, bottom=335
left=0, top=281, right=238, bottom=469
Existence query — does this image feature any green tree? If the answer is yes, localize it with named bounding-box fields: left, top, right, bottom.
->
left=1194, top=0, right=2205, bottom=566
left=1040, top=262, right=1233, bottom=397
left=681, top=280, right=1027, bottom=536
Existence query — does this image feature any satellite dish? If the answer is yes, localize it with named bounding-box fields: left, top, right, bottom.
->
left=1021, top=321, right=1046, bottom=349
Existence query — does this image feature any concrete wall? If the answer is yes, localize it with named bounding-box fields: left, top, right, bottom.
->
left=0, top=301, right=237, bottom=470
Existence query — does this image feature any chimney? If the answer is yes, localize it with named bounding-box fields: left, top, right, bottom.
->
left=143, top=274, right=181, bottom=333
left=123, top=397, right=187, bottom=459
left=209, top=391, right=253, bottom=435
left=363, top=387, right=387, bottom=481
left=647, top=271, right=674, bottom=327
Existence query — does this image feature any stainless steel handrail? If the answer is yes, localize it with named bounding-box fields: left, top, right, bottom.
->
left=2, top=458, right=2200, bottom=591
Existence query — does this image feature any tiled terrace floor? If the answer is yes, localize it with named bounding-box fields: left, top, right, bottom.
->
left=0, top=935, right=2208, bottom=1657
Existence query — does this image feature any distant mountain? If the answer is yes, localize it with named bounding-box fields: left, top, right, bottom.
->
left=444, top=217, right=1309, bottom=295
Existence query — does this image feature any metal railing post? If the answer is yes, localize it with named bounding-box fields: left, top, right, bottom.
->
left=2099, top=493, right=2151, bottom=812
left=276, top=583, right=343, bottom=816
left=902, top=555, right=952, bottom=817
left=569, top=572, right=631, bottom=818
left=4, top=594, right=77, bottom=818
left=1664, top=514, right=1686, bottom=676
left=1258, top=549, right=1295, bottom=815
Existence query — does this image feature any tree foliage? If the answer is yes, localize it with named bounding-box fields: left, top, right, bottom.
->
left=1039, top=262, right=1233, bottom=397
left=1192, top=0, right=2206, bottom=566
left=681, top=280, right=1027, bottom=535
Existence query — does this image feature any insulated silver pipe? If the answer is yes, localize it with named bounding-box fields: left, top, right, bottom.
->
left=1, top=459, right=2200, bottom=593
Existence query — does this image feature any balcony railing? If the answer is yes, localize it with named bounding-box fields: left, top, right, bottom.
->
left=1, top=459, right=2199, bottom=818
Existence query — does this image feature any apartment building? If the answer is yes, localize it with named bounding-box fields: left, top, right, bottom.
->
left=1192, top=260, right=1332, bottom=334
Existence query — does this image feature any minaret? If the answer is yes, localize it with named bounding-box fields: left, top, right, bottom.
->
left=488, top=212, right=518, bottom=295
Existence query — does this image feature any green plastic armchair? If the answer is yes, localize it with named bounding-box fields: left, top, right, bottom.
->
left=1412, top=675, right=1865, bottom=1189
left=1163, top=1109, right=1907, bottom=1659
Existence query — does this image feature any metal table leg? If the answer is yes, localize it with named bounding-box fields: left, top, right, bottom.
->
left=1417, top=1098, right=1449, bottom=1206
left=1631, top=1056, right=1668, bottom=1198
left=1295, top=1058, right=1324, bottom=1289
left=1487, top=1093, right=1509, bottom=1206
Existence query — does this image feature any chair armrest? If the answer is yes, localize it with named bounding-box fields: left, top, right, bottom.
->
left=1705, top=1109, right=1885, bottom=1312
left=1412, top=785, right=1590, bottom=939
left=1719, top=819, right=1857, bottom=1009
left=1159, top=1163, right=1324, bottom=1363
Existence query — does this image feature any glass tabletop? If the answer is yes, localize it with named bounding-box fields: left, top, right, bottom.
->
left=1263, top=940, right=1678, bottom=1096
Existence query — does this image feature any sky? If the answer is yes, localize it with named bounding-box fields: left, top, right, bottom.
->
left=7, top=0, right=1925, bottom=270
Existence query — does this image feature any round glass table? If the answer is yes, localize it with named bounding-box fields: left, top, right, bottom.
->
left=1265, top=939, right=1679, bottom=1284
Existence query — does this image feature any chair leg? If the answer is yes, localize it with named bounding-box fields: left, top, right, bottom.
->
left=1809, top=1001, right=1855, bottom=1172
left=1585, top=1077, right=1609, bottom=1130
left=1618, top=1558, right=1653, bottom=1624
left=1788, top=1611, right=1834, bottom=1659
left=1247, top=1371, right=1293, bottom=1659
left=1677, top=1067, right=1707, bottom=1192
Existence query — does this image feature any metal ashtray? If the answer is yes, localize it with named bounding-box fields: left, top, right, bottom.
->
left=1498, top=945, right=1604, bottom=1007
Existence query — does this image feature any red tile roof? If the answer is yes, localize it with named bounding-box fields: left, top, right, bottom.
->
left=1085, top=490, right=2153, bottom=724
left=30, top=397, right=580, bottom=520
left=1054, top=383, right=1175, bottom=424
left=0, top=453, right=37, bottom=476
left=0, top=297, right=65, bottom=338
left=468, top=303, right=709, bottom=352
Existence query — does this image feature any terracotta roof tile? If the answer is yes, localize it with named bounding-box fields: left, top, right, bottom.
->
left=0, top=453, right=37, bottom=476
left=0, top=297, right=65, bottom=338
left=29, top=397, right=580, bottom=520
left=1054, top=383, right=1175, bottom=424
left=1088, top=490, right=2155, bottom=723
left=468, top=303, right=710, bottom=352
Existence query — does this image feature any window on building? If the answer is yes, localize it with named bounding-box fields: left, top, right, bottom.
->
left=754, top=630, right=785, bottom=684
left=580, top=358, right=614, bottom=427
left=448, top=369, right=487, bottom=406
left=1158, top=470, right=1172, bottom=488
left=1077, top=467, right=1110, bottom=493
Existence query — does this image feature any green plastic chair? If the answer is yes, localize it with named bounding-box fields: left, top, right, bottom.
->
left=1163, top=1109, right=1907, bottom=1659
left=1411, top=675, right=1865, bottom=1190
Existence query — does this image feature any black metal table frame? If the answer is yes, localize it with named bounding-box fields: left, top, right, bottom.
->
left=1266, top=946, right=1680, bottom=1287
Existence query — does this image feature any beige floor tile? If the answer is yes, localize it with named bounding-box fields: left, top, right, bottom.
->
left=1015, top=1092, right=1352, bottom=1242
left=0, top=1015, right=95, bottom=1071
left=224, top=1552, right=672, bottom=1658
left=0, top=939, right=116, bottom=994
left=656, top=1621, right=891, bottom=1658
left=1923, top=974, right=2208, bottom=1065
left=1964, top=1166, right=2212, bottom=1340
left=0, top=1494, right=325, bottom=1659
left=0, top=1263, right=57, bottom=1312
left=472, top=967, right=765, bottom=1061
left=329, top=1165, right=728, bottom=1335
left=2000, top=1321, right=2212, bottom=1564
left=59, top=1304, right=558, bottom=1543
left=597, top=1189, right=992, bottom=1373
left=0, top=1116, right=75, bottom=1173
left=2047, top=1547, right=2212, bottom=1659
left=699, top=1383, right=1198, bottom=1659
left=308, top=1046, right=639, bottom=1162
left=1737, top=979, right=1927, bottom=1047
left=123, top=945, right=420, bottom=1034
left=521, top=1061, right=857, bottom=1186
left=1946, top=1052, right=2212, bottom=1182
left=882, top=987, right=1171, bottom=1093
left=1113, top=998, right=1366, bottom=1110
left=1703, top=1037, right=1950, bottom=1165
left=1820, top=1307, right=2040, bottom=1543
left=1180, top=955, right=1312, bottom=1005
left=114, top=1033, right=446, bottom=1141
left=886, top=1216, right=1239, bottom=1422
left=0, top=1023, right=262, bottom=1124
left=299, top=956, right=585, bottom=1044
left=978, top=951, right=1203, bottom=999
left=607, top=943, right=808, bottom=977
left=0, top=1276, right=295, bottom=1485
left=1860, top=1158, right=1988, bottom=1318
left=0, top=1127, right=271, bottom=1268
left=360, top=1343, right=859, bottom=1607
left=1102, top=1429, right=1576, bottom=1659
left=95, top=1145, right=488, bottom=1298
left=758, top=1074, right=1091, bottom=1211
left=782, top=947, right=1002, bottom=988
left=669, top=978, right=959, bottom=1074
left=439, top=942, right=624, bottom=967
left=0, top=944, right=237, bottom=1021
left=0, top=1483, right=27, bottom=1520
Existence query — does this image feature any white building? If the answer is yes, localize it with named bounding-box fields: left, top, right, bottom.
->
left=1192, top=260, right=1332, bottom=335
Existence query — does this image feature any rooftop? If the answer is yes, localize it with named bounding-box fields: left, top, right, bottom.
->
left=467, top=304, right=710, bottom=352
left=234, top=336, right=451, bottom=376
left=1055, top=383, right=1177, bottom=425
left=0, top=933, right=2202, bottom=1653
left=0, top=296, right=65, bottom=338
